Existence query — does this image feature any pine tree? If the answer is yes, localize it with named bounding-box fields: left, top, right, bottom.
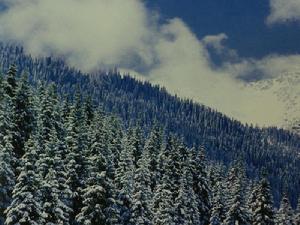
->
left=3, top=65, right=17, bottom=99
left=209, top=181, right=226, bottom=225
left=13, top=73, right=34, bottom=157
left=77, top=110, right=120, bottom=225
left=4, top=138, right=44, bottom=225
left=144, top=125, right=163, bottom=191
left=224, top=178, right=250, bottom=225
left=65, top=105, right=87, bottom=222
left=39, top=128, right=72, bottom=225
left=115, top=134, right=135, bottom=224
left=128, top=126, right=144, bottom=167
left=251, top=178, right=275, bottom=225
left=174, top=165, right=200, bottom=225
left=75, top=140, right=114, bottom=225
left=189, top=147, right=211, bottom=225
left=294, top=198, right=300, bottom=225
left=152, top=187, right=174, bottom=225
left=130, top=150, right=153, bottom=225
left=0, top=136, right=15, bottom=225
left=152, top=150, right=175, bottom=225
left=0, top=99, right=16, bottom=224
left=276, top=193, right=293, bottom=225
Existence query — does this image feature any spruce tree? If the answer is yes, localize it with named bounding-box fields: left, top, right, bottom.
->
left=276, top=193, right=293, bottom=225
left=4, top=138, right=44, bottom=225
left=13, top=73, right=34, bottom=157
left=251, top=178, right=275, bottom=225
left=0, top=99, right=16, bottom=224
left=294, top=198, right=300, bottom=225
left=3, top=65, right=17, bottom=99
left=152, top=148, right=175, bottom=225
left=115, top=134, right=135, bottom=224
left=209, top=181, right=226, bottom=225
left=130, top=150, right=153, bottom=225
left=0, top=135, right=15, bottom=225
left=174, top=165, right=200, bottom=225
left=39, top=128, right=72, bottom=224
left=65, top=105, right=87, bottom=222
left=144, top=125, right=163, bottom=191
left=224, top=178, right=250, bottom=225
left=189, top=147, right=211, bottom=225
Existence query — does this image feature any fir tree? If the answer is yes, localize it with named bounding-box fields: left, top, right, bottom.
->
left=276, top=193, right=293, bottom=225
left=224, top=180, right=250, bottom=225
left=13, top=73, right=34, bottom=157
left=3, top=65, right=17, bottom=99
left=209, top=181, right=226, bottom=225
left=4, top=138, right=44, bottom=225
left=294, top=198, right=300, bottom=225
left=251, top=178, right=275, bottom=225
left=189, top=147, right=211, bottom=225
left=0, top=135, right=15, bottom=225
left=39, top=128, right=72, bottom=225
left=174, top=165, right=200, bottom=225
left=144, top=125, right=163, bottom=191
left=115, top=134, right=135, bottom=224
left=152, top=151, right=175, bottom=225
left=130, top=150, right=153, bottom=225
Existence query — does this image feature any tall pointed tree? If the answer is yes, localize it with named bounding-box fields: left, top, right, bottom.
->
left=276, top=193, right=293, bottom=225
left=294, top=198, right=300, bottom=225
left=251, top=177, right=275, bottom=225
left=144, top=125, right=163, bottom=191
left=189, top=147, right=211, bottom=225
left=174, top=165, right=200, bottom=225
left=130, top=150, right=153, bottom=225
left=4, top=137, right=44, bottom=225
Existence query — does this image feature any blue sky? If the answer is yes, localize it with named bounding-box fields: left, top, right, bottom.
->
left=146, top=0, right=300, bottom=58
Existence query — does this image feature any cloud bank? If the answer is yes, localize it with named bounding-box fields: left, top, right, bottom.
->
left=0, top=0, right=299, bottom=127
left=267, top=0, right=300, bottom=24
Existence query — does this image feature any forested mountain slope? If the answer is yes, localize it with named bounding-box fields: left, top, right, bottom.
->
left=0, top=44, right=299, bottom=207
left=1, top=71, right=299, bottom=225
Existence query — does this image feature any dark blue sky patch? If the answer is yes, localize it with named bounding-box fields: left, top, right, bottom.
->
left=146, top=0, right=300, bottom=58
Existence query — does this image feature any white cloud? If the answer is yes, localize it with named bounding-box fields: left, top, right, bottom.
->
left=0, top=0, right=299, bottom=127
left=0, top=0, right=157, bottom=71
left=202, top=33, right=228, bottom=53
left=267, top=0, right=300, bottom=24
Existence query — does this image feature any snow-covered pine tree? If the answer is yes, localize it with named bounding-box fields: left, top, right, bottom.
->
left=251, top=177, right=275, bottom=225
left=276, top=193, right=293, bottom=225
left=0, top=135, right=15, bottom=225
left=209, top=180, right=226, bottom=225
left=0, top=99, right=16, bottom=224
left=189, top=147, right=211, bottom=225
left=127, top=126, right=144, bottom=167
left=152, top=143, right=175, bottom=225
left=115, top=134, right=135, bottom=224
left=4, top=137, right=44, bottom=225
left=13, top=73, right=34, bottom=157
left=64, top=104, right=88, bottom=222
left=174, top=164, right=200, bottom=225
left=143, top=125, right=163, bottom=191
left=130, top=150, right=153, bottom=225
left=294, top=198, right=300, bottom=225
left=39, top=128, right=72, bottom=225
left=152, top=187, right=174, bottom=225
left=75, top=137, right=116, bottom=225
left=106, top=116, right=124, bottom=172
left=3, top=65, right=17, bottom=99
left=224, top=166, right=250, bottom=225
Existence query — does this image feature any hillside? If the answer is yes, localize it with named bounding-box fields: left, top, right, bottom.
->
left=247, top=72, right=300, bottom=134
left=0, top=44, right=300, bottom=207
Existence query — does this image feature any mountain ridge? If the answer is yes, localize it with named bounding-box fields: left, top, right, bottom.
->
left=0, top=43, right=299, bottom=206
